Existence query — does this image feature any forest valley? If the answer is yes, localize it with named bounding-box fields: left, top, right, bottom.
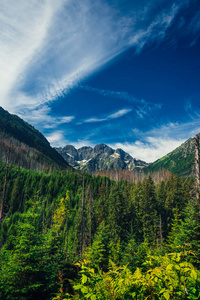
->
left=0, top=161, right=200, bottom=299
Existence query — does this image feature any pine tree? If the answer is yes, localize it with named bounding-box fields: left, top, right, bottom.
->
left=0, top=202, right=52, bottom=299
left=84, top=222, right=110, bottom=271
left=165, top=207, right=184, bottom=253
left=141, top=176, right=158, bottom=245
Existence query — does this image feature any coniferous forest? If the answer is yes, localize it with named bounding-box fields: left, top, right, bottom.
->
left=1, top=0, right=200, bottom=298
left=0, top=160, right=200, bottom=299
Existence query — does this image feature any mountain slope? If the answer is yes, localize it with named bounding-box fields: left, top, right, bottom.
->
left=0, top=106, right=70, bottom=171
left=144, top=135, right=197, bottom=177
left=55, top=143, right=148, bottom=172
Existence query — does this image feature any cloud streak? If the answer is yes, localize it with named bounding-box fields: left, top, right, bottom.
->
left=80, top=85, right=161, bottom=119
left=0, top=0, right=190, bottom=125
left=184, top=100, right=200, bottom=120
left=79, top=85, right=144, bottom=104
left=17, top=104, right=74, bottom=129
left=84, top=108, right=132, bottom=123
left=0, top=0, right=59, bottom=110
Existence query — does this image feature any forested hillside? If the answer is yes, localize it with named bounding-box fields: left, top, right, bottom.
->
left=0, top=107, right=70, bottom=172
left=1, top=0, right=200, bottom=298
left=144, top=135, right=198, bottom=177
left=0, top=160, right=199, bottom=299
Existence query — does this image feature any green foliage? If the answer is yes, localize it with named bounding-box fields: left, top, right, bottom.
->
left=63, top=253, right=200, bottom=300
left=0, top=161, right=198, bottom=299
left=83, top=222, right=109, bottom=271
left=0, top=202, right=48, bottom=299
left=53, top=191, right=70, bottom=233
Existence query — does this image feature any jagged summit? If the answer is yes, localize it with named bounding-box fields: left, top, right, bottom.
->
left=55, top=144, right=148, bottom=172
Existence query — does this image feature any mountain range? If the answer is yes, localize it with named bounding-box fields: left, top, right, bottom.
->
left=56, top=138, right=198, bottom=177
left=0, top=106, right=198, bottom=177
left=55, top=144, right=148, bottom=172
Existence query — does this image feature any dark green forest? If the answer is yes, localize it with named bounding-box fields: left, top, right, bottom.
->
left=0, top=161, right=199, bottom=299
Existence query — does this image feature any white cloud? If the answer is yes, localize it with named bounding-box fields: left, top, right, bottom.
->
left=46, top=132, right=95, bottom=149
left=146, top=119, right=200, bottom=141
left=109, top=116, right=200, bottom=162
left=17, top=104, right=74, bottom=129
left=109, top=109, right=132, bottom=119
left=46, top=130, right=67, bottom=147
left=0, top=0, right=186, bottom=126
left=109, top=137, right=185, bottom=163
left=0, top=0, right=61, bottom=110
left=46, top=116, right=200, bottom=161
left=84, top=118, right=106, bottom=123
left=84, top=108, right=132, bottom=123
left=127, top=3, right=181, bottom=52
left=44, top=116, right=74, bottom=129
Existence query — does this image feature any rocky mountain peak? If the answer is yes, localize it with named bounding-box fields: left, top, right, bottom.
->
left=55, top=143, right=148, bottom=172
left=94, top=144, right=114, bottom=155
left=77, top=146, right=93, bottom=161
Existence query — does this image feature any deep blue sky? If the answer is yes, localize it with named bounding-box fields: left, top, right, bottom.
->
left=0, top=0, right=200, bottom=162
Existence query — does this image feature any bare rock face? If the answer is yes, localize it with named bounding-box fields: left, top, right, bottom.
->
left=55, top=143, right=148, bottom=172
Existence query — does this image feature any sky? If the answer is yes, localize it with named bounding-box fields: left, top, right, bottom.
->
left=0, top=0, right=200, bottom=163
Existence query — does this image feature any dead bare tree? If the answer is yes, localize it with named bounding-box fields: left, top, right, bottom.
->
left=195, top=135, right=200, bottom=200
left=87, top=184, right=93, bottom=248
left=194, top=135, right=200, bottom=219
left=80, top=175, right=85, bottom=257
left=0, top=140, right=11, bottom=223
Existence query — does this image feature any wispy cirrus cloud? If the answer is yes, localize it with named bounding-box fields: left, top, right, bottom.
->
left=173, top=1, right=200, bottom=47
left=0, top=0, right=189, bottom=126
left=84, top=108, right=132, bottom=123
left=184, top=100, right=200, bottom=120
left=80, top=85, right=161, bottom=119
left=109, top=114, right=200, bottom=163
left=79, top=85, right=144, bottom=104
left=17, top=104, right=74, bottom=129
left=0, top=0, right=60, bottom=109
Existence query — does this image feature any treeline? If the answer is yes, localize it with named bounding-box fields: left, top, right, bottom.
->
left=0, top=161, right=199, bottom=299
left=0, top=136, right=68, bottom=173
left=94, top=168, right=171, bottom=183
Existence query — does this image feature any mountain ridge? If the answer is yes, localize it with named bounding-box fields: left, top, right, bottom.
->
left=0, top=106, right=70, bottom=172
left=55, top=143, right=148, bottom=172
left=144, top=135, right=197, bottom=176
left=56, top=133, right=198, bottom=177
left=0, top=106, right=198, bottom=177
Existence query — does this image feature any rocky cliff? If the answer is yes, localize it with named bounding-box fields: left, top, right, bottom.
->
left=55, top=143, right=148, bottom=172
